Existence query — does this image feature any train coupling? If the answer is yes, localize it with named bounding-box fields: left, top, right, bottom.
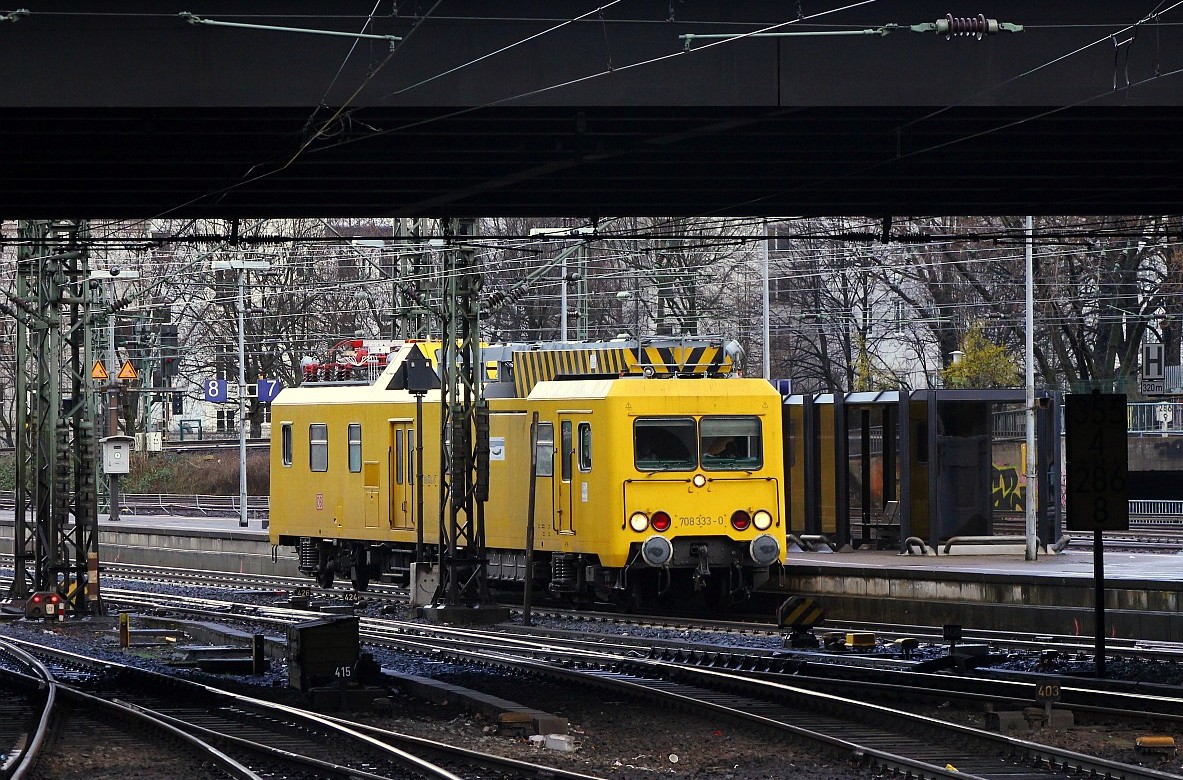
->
left=688, top=544, right=711, bottom=590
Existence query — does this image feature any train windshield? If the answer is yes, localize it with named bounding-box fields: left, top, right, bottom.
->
left=700, top=416, right=762, bottom=471
left=634, top=417, right=697, bottom=471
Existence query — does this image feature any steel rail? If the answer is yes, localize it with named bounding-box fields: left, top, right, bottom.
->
left=3, top=635, right=594, bottom=780
left=0, top=638, right=55, bottom=780
left=0, top=637, right=261, bottom=780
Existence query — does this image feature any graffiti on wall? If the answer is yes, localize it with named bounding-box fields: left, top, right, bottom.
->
left=992, top=464, right=1025, bottom=511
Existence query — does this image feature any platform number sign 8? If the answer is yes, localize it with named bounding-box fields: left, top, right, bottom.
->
left=1064, top=393, right=1129, bottom=532
left=203, top=379, right=228, bottom=403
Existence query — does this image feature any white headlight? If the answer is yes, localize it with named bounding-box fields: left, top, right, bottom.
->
left=629, top=511, right=650, bottom=532
left=693, top=474, right=706, bottom=487
left=753, top=510, right=773, bottom=530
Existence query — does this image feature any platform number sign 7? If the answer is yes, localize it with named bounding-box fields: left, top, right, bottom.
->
left=257, top=379, right=282, bottom=403
left=1064, top=393, right=1129, bottom=532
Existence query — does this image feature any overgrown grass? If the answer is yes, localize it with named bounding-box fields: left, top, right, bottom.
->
left=0, top=449, right=270, bottom=495
left=125, top=451, right=271, bottom=494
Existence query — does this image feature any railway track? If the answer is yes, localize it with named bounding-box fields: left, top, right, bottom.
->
left=90, top=584, right=1181, bottom=780
left=61, top=559, right=1183, bottom=666
left=0, top=635, right=603, bottom=780
left=0, top=636, right=257, bottom=780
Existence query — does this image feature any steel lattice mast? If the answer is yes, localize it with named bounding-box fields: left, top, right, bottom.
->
left=427, top=218, right=505, bottom=623
left=8, top=220, right=102, bottom=615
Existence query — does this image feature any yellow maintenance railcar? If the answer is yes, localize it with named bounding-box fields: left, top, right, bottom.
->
left=269, top=340, right=784, bottom=607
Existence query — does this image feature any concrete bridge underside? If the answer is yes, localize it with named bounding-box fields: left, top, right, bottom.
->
left=4, top=2, right=1183, bottom=218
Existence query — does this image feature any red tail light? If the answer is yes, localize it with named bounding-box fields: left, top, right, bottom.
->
left=730, top=510, right=751, bottom=531
left=651, top=511, right=671, bottom=532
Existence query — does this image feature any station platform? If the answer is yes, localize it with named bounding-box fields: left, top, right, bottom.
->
left=771, top=545, right=1183, bottom=643
left=1, top=512, right=1179, bottom=642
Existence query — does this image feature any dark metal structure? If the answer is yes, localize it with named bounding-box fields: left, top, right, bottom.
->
left=425, top=218, right=507, bottom=623
left=7, top=220, right=102, bottom=615
left=784, top=389, right=1061, bottom=553
left=1, top=3, right=1183, bottom=219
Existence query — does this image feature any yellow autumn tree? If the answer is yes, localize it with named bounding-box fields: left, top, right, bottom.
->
left=941, top=322, right=1021, bottom=389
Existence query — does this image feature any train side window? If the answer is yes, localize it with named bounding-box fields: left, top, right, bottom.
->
left=281, top=422, right=293, bottom=467
left=309, top=423, right=328, bottom=472
left=348, top=424, right=362, bottom=473
left=394, top=429, right=404, bottom=485
left=578, top=422, right=592, bottom=471
left=536, top=422, right=555, bottom=477
left=917, top=423, right=929, bottom=463
left=561, top=421, right=573, bottom=482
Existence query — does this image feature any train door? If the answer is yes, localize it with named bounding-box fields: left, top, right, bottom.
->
left=554, top=413, right=590, bottom=535
left=351, top=423, right=381, bottom=529
left=388, top=419, right=415, bottom=531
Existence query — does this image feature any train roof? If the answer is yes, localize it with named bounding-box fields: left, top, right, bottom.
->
left=527, top=375, right=781, bottom=402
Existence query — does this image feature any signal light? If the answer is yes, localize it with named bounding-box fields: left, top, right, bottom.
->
left=25, top=591, right=61, bottom=619
left=730, top=510, right=751, bottom=531
left=753, top=510, right=773, bottom=531
left=650, top=511, right=671, bottom=532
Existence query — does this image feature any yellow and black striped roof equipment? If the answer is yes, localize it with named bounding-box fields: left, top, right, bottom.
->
left=510, top=338, right=739, bottom=397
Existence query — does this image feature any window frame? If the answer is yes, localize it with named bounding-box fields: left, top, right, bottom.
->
left=281, top=422, right=293, bottom=467
left=309, top=423, right=329, bottom=472
left=633, top=416, right=697, bottom=471
left=348, top=423, right=362, bottom=473
left=577, top=422, right=592, bottom=472
left=699, top=415, right=763, bottom=471
left=536, top=422, right=555, bottom=477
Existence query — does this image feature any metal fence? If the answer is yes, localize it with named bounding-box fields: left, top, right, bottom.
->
left=0, top=492, right=269, bottom=517
left=994, top=401, right=1183, bottom=438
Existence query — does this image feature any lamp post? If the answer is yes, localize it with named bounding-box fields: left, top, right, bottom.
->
left=616, top=288, right=641, bottom=355
left=213, top=259, right=270, bottom=528
left=89, top=269, right=140, bottom=522
left=1024, top=216, right=1036, bottom=561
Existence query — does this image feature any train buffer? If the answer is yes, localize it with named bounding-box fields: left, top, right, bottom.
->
left=777, top=595, right=825, bottom=649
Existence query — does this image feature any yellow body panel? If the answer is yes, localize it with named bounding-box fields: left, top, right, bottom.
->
left=269, top=371, right=786, bottom=571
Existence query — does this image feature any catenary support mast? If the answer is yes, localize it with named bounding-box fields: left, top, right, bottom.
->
left=426, top=218, right=507, bottom=623
left=8, top=220, right=102, bottom=615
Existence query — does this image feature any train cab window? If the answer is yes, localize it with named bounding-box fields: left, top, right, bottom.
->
left=310, top=424, right=328, bottom=472
left=634, top=417, right=696, bottom=471
left=281, top=423, right=293, bottom=467
left=348, top=424, right=362, bottom=473
left=578, top=423, right=592, bottom=472
left=700, top=416, right=762, bottom=471
left=536, top=422, right=555, bottom=477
